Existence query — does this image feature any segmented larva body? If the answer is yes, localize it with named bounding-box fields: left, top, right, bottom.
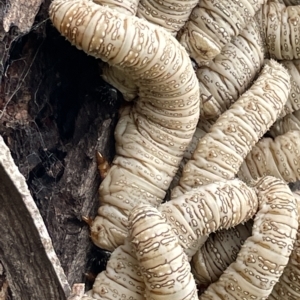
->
left=197, top=18, right=265, bottom=119
left=93, top=0, right=139, bottom=102
left=172, top=59, right=290, bottom=198
left=128, top=205, right=198, bottom=300
left=178, top=0, right=265, bottom=65
left=269, top=109, right=300, bottom=137
left=93, top=0, right=139, bottom=15
left=79, top=179, right=257, bottom=299
left=199, top=176, right=298, bottom=300
left=276, top=60, right=300, bottom=117
left=82, top=238, right=145, bottom=300
left=262, top=1, right=300, bottom=60
left=238, top=130, right=300, bottom=184
left=191, top=221, right=253, bottom=287
left=137, top=0, right=198, bottom=36
left=49, top=0, right=200, bottom=251
left=159, top=179, right=258, bottom=260
left=269, top=191, right=300, bottom=300
left=192, top=192, right=300, bottom=300
left=101, top=65, right=138, bottom=102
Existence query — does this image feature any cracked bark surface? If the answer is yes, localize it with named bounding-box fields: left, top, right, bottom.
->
left=0, top=0, right=117, bottom=297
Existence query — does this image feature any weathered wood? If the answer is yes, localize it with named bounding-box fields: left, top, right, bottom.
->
left=0, top=135, right=70, bottom=299
left=0, top=0, right=117, bottom=295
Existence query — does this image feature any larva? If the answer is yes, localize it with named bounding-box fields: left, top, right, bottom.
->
left=93, top=0, right=140, bottom=103
left=81, top=238, right=145, bottom=300
left=128, top=205, right=198, bottom=300
left=49, top=0, right=200, bottom=251
left=160, top=179, right=258, bottom=260
left=191, top=221, right=253, bottom=287
left=269, top=191, right=300, bottom=300
left=78, top=179, right=257, bottom=299
left=192, top=191, right=300, bottom=300
left=197, top=18, right=265, bottom=119
left=93, top=0, right=139, bottom=15
left=278, top=60, right=300, bottom=117
left=269, top=110, right=300, bottom=137
left=262, top=2, right=300, bottom=60
left=199, top=176, right=298, bottom=300
left=178, top=0, right=265, bottom=65
left=136, top=0, right=199, bottom=36
left=172, top=59, right=290, bottom=198
left=127, top=176, right=297, bottom=300
left=238, top=130, right=300, bottom=184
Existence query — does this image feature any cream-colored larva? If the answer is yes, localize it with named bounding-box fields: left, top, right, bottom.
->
left=80, top=179, right=257, bottom=299
left=197, top=17, right=265, bottom=119
left=262, top=1, right=300, bottom=60
left=178, top=0, right=266, bottom=65
left=160, top=179, right=258, bottom=260
left=269, top=110, right=300, bottom=137
left=172, top=59, right=290, bottom=198
left=238, top=130, right=300, bottom=184
left=93, top=0, right=139, bottom=103
left=269, top=191, right=300, bottom=300
left=80, top=238, right=145, bottom=300
left=49, top=0, right=200, bottom=251
left=137, top=0, right=198, bottom=36
left=199, top=176, right=298, bottom=300
left=128, top=205, right=198, bottom=300
left=192, top=191, right=300, bottom=300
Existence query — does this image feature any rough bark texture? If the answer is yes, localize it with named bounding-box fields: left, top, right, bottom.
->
left=0, top=0, right=118, bottom=296
left=0, top=136, right=70, bottom=299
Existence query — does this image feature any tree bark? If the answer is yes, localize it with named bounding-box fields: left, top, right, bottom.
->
left=0, top=136, right=70, bottom=299
left=0, top=0, right=119, bottom=297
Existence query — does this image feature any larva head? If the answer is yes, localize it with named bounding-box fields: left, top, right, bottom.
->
left=89, top=216, right=127, bottom=252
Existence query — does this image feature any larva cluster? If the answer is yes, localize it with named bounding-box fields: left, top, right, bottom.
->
left=172, top=60, right=290, bottom=198
left=178, top=0, right=266, bottom=65
left=199, top=176, right=298, bottom=300
left=48, top=0, right=300, bottom=299
left=50, top=0, right=200, bottom=251
left=89, top=176, right=296, bottom=300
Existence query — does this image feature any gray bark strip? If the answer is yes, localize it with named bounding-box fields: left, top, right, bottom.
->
left=0, top=135, right=70, bottom=300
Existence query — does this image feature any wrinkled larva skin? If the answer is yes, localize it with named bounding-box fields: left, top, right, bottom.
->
left=49, top=0, right=200, bottom=251
left=199, top=176, right=298, bottom=300
left=137, top=0, right=198, bottom=36
left=172, top=60, right=290, bottom=198
left=262, top=2, right=300, bottom=60
left=269, top=192, right=300, bottom=300
left=191, top=221, right=253, bottom=287
left=191, top=190, right=300, bottom=300
left=78, top=179, right=257, bottom=299
left=128, top=205, right=198, bottom=300
left=238, top=130, right=300, bottom=184
left=160, top=179, right=258, bottom=260
left=269, top=109, right=300, bottom=137
left=81, top=239, right=145, bottom=300
left=178, top=0, right=266, bottom=65
left=197, top=18, right=265, bottom=119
